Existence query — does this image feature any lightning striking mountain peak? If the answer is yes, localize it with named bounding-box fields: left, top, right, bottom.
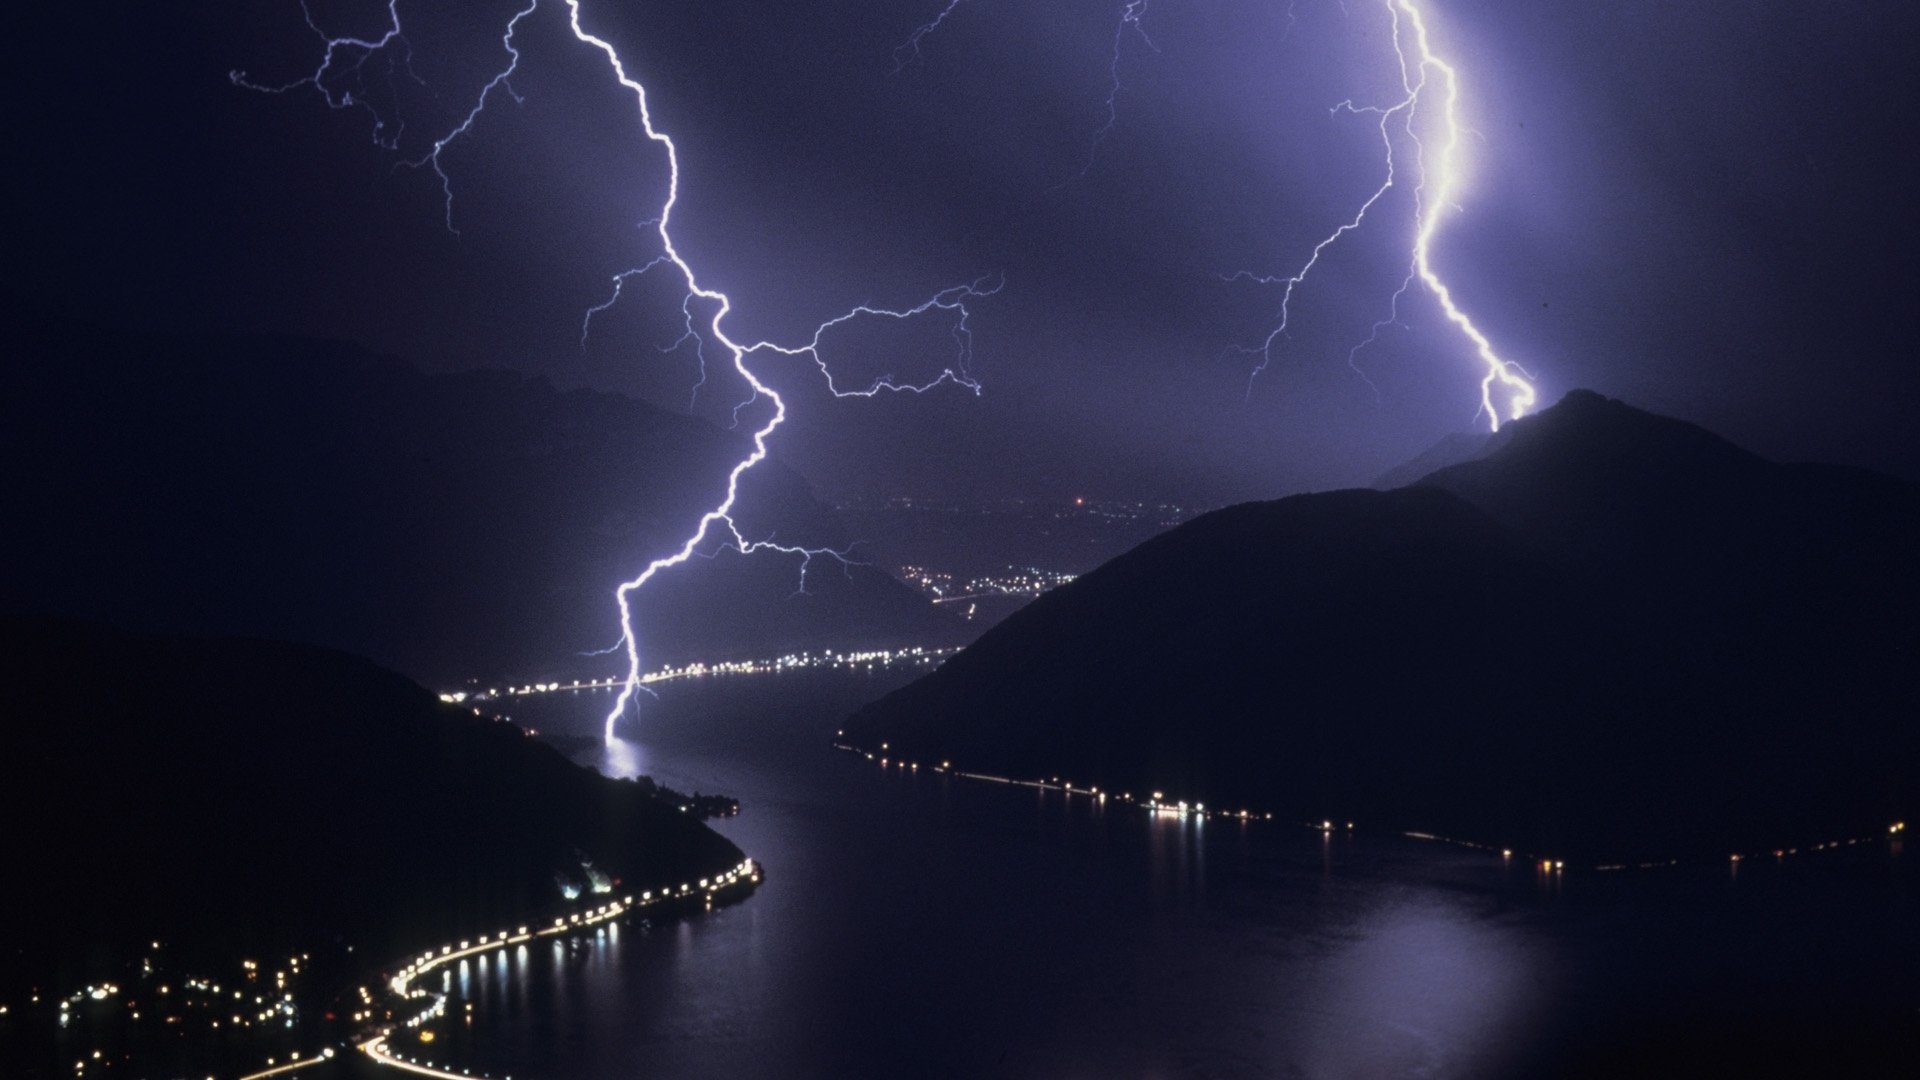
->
left=887, top=0, right=1534, bottom=425
left=1238, top=0, right=1536, bottom=429
left=1392, top=0, right=1536, bottom=427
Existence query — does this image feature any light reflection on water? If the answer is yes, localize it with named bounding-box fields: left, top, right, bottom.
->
left=431, top=673, right=1911, bottom=1080
left=599, top=734, right=646, bottom=781
left=1294, top=897, right=1543, bottom=1078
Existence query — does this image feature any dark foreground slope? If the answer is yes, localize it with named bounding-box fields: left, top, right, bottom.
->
left=0, top=329, right=960, bottom=685
left=846, top=392, right=1919, bottom=863
left=0, top=617, right=743, bottom=990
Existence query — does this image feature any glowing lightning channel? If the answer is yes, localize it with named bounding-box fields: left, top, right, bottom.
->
left=892, top=0, right=1157, bottom=181
left=1237, top=0, right=1534, bottom=429
left=400, top=0, right=541, bottom=234
left=229, top=0, right=419, bottom=149
left=1076, top=0, right=1159, bottom=177
left=893, top=0, right=972, bottom=74
left=554, top=1, right=998, bottom=742
left=1227, top=81, right=1415, bottom=399
left=242, top=0, right=999, bottom=744
left=1392, top=0, right=1535, bottom=427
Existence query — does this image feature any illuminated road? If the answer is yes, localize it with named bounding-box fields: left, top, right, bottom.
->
left=234, top=1050, right=334, bottom=1080
left=358, top=860, right=760, bottom=1079
left=442, top=645, right=957, bottom=706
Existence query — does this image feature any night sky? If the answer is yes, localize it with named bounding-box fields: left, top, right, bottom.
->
left=18, top=0, right=1917, bottom=506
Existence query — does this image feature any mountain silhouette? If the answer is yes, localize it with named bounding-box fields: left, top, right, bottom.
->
left=0, top=616, right=745, bottom=994
left=844, top=391, right=1918, bottom=863
left=1, top=328, right=961, bottom=686
left=1371, top=429, right=1498, bottom=489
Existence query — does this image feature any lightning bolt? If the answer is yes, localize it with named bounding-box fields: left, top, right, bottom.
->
left=893, top=0, right=972, bottom=74
left=1393, top=0, right=1535, bottom=427
left=564, top=0, right=1001, bottom=741
left=1075, top=0, right=1159, bottom=178
left=1225, top=84, right=1412, bottom=401
left=890, top=0, right=1157, bottom=181
left=240, top=0, right=999, bottom=743
left=1237, top=0, right=1535, bottom=429
left=1282, top=0, right=1353, bottom=45
left=229, top=0, right=420, bottom=149
left=400, top=0, right=541, bottom=235
left=892, top=0, right=1527, bottom=423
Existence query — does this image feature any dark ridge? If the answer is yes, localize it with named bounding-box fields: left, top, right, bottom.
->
left=0, top=327, right=963, bottom=686
left=845, top=391, right=1919, bottom=863
left=0, top=616, right=744, bottom=993
left=1371, top=429, right=1501, bottom=490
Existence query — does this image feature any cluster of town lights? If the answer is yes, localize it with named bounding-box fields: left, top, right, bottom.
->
left=24, top=942, right=337, bottom=1079
left=898, top=564, right=1079, bottom=604
left=13, top=858, right=759, bottom=1080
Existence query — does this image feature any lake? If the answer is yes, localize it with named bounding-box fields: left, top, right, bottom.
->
left=401, top=669, right=1916, bottom=1079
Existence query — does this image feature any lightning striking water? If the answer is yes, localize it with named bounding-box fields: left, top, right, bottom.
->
left=512, top=2, right=999, bottom=741
left=241, top=0, right=997, bottom=743
left=1240, top=0, right=1535, bottom=428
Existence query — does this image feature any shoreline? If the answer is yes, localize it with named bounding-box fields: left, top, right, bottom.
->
left=223, top=858, right=764, bottom=1080
left=829, top=740, right=1906, bottom=877
left=354, top=858, right=760, bottom=1079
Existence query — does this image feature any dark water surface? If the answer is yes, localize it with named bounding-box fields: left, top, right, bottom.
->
left=421, top=671, right=1915, bottom=1079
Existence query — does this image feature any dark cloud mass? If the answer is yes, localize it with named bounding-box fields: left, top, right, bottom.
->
left=17, top=0, right=1916, bottom=506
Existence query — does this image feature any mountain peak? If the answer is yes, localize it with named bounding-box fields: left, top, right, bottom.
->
left=1551, top=386, right=1615, bottom=410
left=1467, top=388, right=1761, bottom=474
left=844, top=395, right=1919, bottom=863
left=1375, top=390, right=1741, bottom=495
